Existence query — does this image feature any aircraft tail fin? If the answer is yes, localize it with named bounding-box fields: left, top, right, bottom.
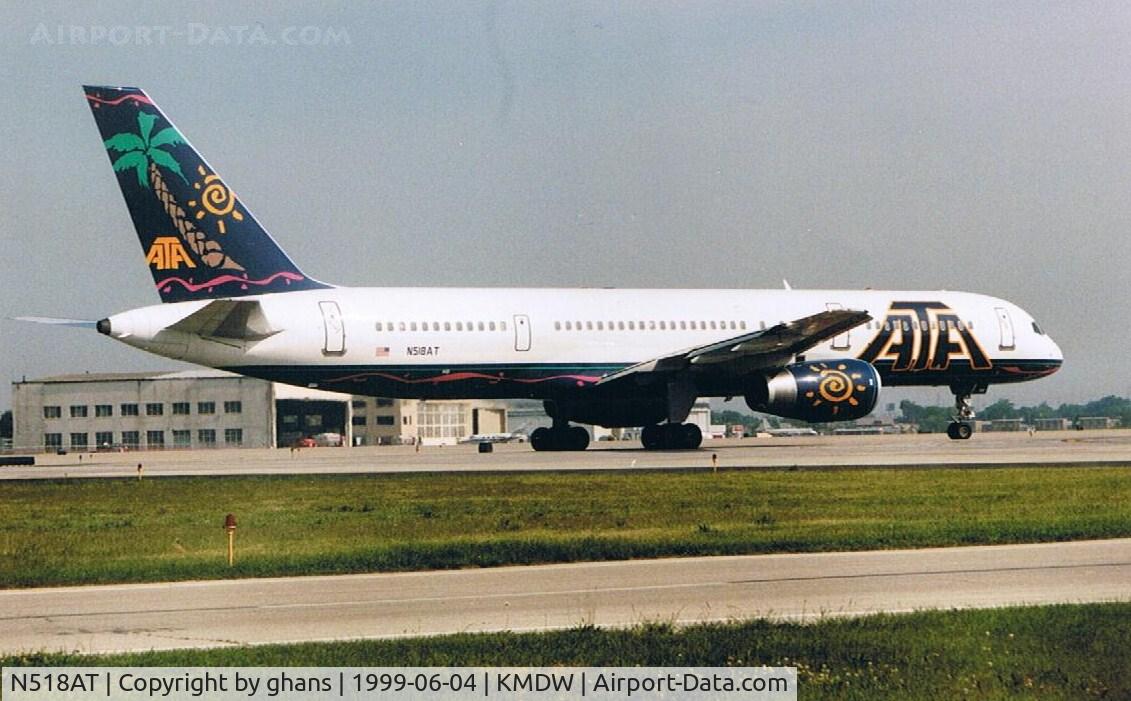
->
left=83, top=85, right=330, bottom=303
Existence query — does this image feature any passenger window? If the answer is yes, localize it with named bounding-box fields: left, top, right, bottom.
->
left=478, top=321, right=485, bottom=331
left=489, top=321, right=496, bottom=331
left=375, top=322, right=383, bottom=331
left=555, top=321, right=562, bottom=331
left=410, top=322, right=417, bottom=331
left=628, top=321, right=635, bottom=330
left=399, top=322, right=406, bottom=331
left=597, top=321, right=604, bottom=330
left=444, top=322, right=451, bottom=331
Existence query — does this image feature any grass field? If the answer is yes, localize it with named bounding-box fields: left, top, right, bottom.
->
left=1, top=466, right=1129, bottom=587
left=3, top=603, right=1128, bottom=700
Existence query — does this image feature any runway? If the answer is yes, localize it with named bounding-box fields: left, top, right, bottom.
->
left=2, top=430, right=1130, bottom=480
left=1, top=538, right=1128, bottom=655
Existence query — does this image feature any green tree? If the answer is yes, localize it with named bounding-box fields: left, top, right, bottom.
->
left=711, top=409, right=756, bottom=429
left=897, top=400, right=952, bottom=433
left=0, top=410, right=11, bottom=439
left=980, top=399, right=1017, bottom=421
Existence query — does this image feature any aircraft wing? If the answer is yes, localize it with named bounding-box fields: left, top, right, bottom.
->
left=596, top=309, right=871, bottom=385
left=167, top=299, right=278, bottom=341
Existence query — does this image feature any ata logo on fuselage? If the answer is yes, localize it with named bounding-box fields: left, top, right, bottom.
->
left=145, top=236, right=196, bottom=270
left=859, top=301, right=991, bottom=372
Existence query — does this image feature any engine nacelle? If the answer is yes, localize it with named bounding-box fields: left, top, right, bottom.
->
left=745, top=359, right=881, bottom=423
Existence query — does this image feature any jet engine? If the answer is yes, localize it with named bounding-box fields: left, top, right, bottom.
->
left=745, top=359, right=881, bottom=423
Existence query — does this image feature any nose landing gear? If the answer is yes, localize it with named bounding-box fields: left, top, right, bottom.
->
left=947, top=383, right=983, bottom=440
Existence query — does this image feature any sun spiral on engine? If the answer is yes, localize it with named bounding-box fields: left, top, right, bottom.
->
left=187, top=165, right=244, bottom=234
left=805, top=363, right=870, bottom=415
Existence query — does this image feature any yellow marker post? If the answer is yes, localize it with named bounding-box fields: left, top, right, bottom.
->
left=224, top=513, right=237, bottom=566
left=712, top=453, right=719, bottom=474
left=136, top=463, right=143, bottom=481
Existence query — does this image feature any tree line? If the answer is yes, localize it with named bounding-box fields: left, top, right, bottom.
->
left=713, top=396, right=1131, bottom=435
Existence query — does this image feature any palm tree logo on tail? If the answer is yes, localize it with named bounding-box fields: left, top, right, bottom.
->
left=104, top=112, right=243, bottom=271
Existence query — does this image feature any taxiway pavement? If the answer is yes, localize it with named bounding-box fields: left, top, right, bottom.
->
left=2, top=430, right=1130, bottom=480
left=2, top=538, right=1128, bottom=655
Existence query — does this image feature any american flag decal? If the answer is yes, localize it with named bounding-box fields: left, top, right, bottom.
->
left=375, top=347, right=389, bottom=357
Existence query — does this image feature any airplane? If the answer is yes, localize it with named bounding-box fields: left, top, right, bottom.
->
left=460, top=432, right=528, bottom=444
left=26, top=85, right=1063, bottom=451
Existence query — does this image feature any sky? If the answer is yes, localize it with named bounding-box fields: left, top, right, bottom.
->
left=1, top=1, right=1129, bottom=411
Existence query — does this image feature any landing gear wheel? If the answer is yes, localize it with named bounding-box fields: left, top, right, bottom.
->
left=530, top=425, right=589, bottom=451
left=947, top=422, right=973, bottom=440
left=530, top=427, right=551, bottom=451
left=681, top=423, right=703, bottom=449
left=641, top=424, right=662, bottom=450
left=948, top=383, right=981, bottom=441
left=568, top=426, right=590, bottom=451
left=641, top=423, right=703, bottom=450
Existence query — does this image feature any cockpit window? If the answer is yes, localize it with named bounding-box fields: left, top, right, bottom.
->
left=1032, top=321, right=1045, bottom=335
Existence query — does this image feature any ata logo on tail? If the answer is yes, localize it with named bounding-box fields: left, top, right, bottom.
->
left=145, top=236, right=196, bottom=270
left=859, top=301, right=991, bottom=371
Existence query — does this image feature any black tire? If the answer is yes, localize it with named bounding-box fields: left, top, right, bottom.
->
left=641, top=424, right=662, bottom=450
left=955, top=422, right=973, bottom=440
left=530, top=427, right=551, bottom=451
left=568, top=426, right=590, bottom=451
left=682, top=423, right=703, bottom=449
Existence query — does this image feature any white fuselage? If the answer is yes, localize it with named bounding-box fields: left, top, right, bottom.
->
left=102, top=286, right=1062, bottom=404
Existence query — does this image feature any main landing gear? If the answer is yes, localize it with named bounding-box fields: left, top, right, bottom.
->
left=530, top=423, right=590, bottom=451
left=641, top=423, right=703, bottom=450
left=947, top=384, right=978, bottom=440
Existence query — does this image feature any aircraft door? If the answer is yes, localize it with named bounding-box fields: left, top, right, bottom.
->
left=826, top=302, right=850, bottom=350
left=994, top=307, right=1015, bottom=350
left=513, top=314, right=531, bottom=352
left=319, top=301, right=346, bottom=355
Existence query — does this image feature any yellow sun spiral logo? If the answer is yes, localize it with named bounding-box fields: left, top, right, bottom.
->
left=805, top=363, right=869, bottom=415
left=188, top=165, right=244, bottom=234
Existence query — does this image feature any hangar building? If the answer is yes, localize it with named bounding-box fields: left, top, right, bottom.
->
left=11, top=370, right=507, bottom=452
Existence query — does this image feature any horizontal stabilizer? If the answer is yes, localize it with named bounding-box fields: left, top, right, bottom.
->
left=167, top=299, right=278, bottom=341
left=13, top=316, right=98, bottom=328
